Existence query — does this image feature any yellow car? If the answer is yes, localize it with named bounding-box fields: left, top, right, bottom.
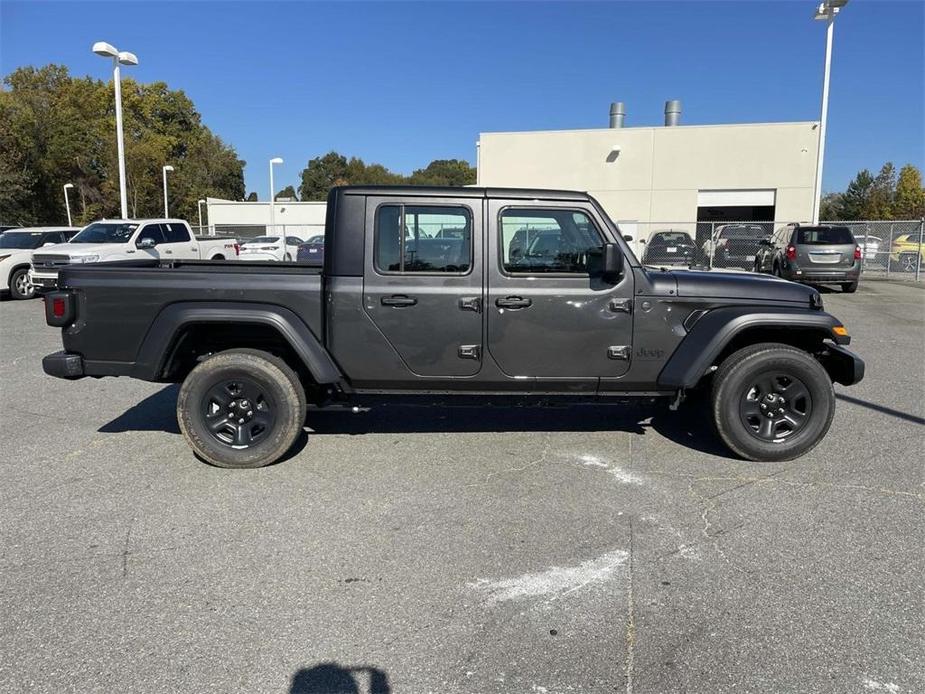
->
left=890, top=232, right=924, bottom=272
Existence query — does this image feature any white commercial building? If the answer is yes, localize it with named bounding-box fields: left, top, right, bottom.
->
left=205, top=198, right=327, bottom=239
left=477, top=102, right=821, bottom=247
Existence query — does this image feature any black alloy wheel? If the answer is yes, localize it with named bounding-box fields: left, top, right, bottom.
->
left=202, top=377, right=276, bottom=448
left=738, top=371, right=812, bottom=442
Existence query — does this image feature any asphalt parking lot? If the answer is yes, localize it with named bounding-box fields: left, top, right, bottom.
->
left=1, top=281, right=922, bottom=694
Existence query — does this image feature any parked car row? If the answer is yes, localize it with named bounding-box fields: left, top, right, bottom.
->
left=1, top=218, right=240, bottom=300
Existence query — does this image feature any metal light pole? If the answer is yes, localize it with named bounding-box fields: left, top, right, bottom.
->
left=198, top=199, right=206, bottom=234
left=811, top=0, right=848, bottom=224
left=92, top=42, right=138, bottom=220
left=63, top=183, right=74, bottom=226
left=269, top=157, right=284, bottom=259
left=162, top=165, right=174, bottom=217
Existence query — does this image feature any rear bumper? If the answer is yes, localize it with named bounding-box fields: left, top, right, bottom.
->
left=783, top=262, right=861, bottom=283
left=819, top=344, right=865, bottom=386
left=42, top=350, right=85, bottom=380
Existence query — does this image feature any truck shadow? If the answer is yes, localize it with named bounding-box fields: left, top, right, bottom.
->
left=289, top=662, right=390, bottom=693
left=98, top=385, right=732, bottom=458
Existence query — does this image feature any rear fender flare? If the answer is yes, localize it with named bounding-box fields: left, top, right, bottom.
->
left=134, top=301, right=342, bottom=384
left=657, top=306, right=843, bottom=389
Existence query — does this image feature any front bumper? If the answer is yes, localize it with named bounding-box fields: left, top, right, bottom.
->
left=819, top=344, right=865, bottom=386
left=29, top=270, right=60, bottom=292
left=42, top=350, right=85, bottom=380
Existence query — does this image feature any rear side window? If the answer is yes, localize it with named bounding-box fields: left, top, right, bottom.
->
left=161, top=223, right=191, bottom=243
left=500, top=209, right=603, bottom=274
left=796, top=227, right=854, bottom=245
left=375, top=205, right=472, bottom=273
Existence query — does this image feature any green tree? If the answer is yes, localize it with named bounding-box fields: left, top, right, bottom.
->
left=275, top=185, right=298, bottom=201
left=819, top=192, right=845, bottom=221
left=839, top=169, right=875, bottom=220
left=0, top=64, right=245, bottom=225
left=299, top=151, right=349, bottom=201
left=865, top=162, right=896, bottom=219
left=893, top=164, right=925, bottom=219
left=409, top=159, right=476, bottom=186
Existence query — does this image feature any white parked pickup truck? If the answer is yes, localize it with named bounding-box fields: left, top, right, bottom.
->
left=30, top=219, right=239, bottom=291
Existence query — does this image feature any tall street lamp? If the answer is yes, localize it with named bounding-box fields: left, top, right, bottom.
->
left=198, top=199, right=207, bottom=234
left=269, top=157, right=285, bottom=259
left=92, top=42, right=138, bottom=220
left=162, top=165, right=174, bottom=217
left=63, top=183, right=75, bottom=226
left=811, top=0, right=849, bottom=224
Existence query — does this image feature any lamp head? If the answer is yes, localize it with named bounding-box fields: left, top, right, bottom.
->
left=270, top=157, right=284, bottom=165
left=92, top=41, right=118, bottom=58
left=63, top=183, right=75, bottom=190
left=117, top=51, right=138, bottom=66
left=163, top=165, right=174, bottom=173
left=198, top=199, right=206, bottom=204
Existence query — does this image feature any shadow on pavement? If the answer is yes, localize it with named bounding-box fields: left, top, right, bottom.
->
left=97, top=384, right=733, bottom=458
left=290, top=663, right=390, bottom=694
left=836, top=392, right=925, bottom=425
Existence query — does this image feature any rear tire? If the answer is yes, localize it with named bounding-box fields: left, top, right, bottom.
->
left=899, top=253, right=918, bottom=273
left=177, top=348, right=306, bottom=468
left=841, top=281, right=858, bottom=293
left=9, top=267, right=34, bottom=300
left=711, top=343, right=835, bottom=462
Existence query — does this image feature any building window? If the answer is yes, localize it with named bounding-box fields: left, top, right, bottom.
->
left=375, top=205, right=472, bottom=274
left=499, top=208, right=603, bottom=274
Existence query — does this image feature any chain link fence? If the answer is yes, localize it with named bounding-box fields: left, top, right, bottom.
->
left=621, top=219, right=925, bottom=280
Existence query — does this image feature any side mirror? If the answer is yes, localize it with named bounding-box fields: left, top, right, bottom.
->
left=602, top=242, right=624, bottom=281
left=136, top=237, right=156, bottom=249
left=623, top=234, right=634, bottom=242
left=42, top=242, right=55, bottom=247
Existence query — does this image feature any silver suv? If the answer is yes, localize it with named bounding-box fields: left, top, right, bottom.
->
left=754, top=223, right=861, bottom=293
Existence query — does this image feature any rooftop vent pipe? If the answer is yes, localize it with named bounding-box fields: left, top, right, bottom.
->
left=664, top=99, right=681, bottom=126
left=609, top=102, right=626, bottom=128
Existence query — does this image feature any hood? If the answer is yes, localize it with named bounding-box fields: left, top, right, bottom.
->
left=668, top=269, right=818, bottom=305
left=31, top=242, right=114, bottom=258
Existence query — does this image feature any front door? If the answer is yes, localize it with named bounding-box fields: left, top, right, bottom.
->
left=159, top=222, right=199, bottom=259
left=486, top=201, right=635, bottom=387
left=362, top=196, right=483, bottom=378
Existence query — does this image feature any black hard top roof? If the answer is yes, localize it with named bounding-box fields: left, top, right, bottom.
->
left=333, top=185, right=591, bottom=201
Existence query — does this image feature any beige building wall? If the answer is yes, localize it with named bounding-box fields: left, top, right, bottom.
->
left=478, top=122, right=820, bottom=241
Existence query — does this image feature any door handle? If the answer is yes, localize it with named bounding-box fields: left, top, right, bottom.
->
left=496, top=296, right=532, bottom=309
left=381, top=295, right=417, bottom=307
left=163, top=249, right=173, bottom=254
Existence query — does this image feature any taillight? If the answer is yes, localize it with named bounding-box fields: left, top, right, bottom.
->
left=854, top=246, right=861, bottom=260
left=786, top=245, right=797, bottom=260
left=44, top=291, right=75, bottom=327
left=233, top=243, right=240, bottom=255
left=53, top=297, right=66, bottom=318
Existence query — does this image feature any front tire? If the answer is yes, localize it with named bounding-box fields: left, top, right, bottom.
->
left=841, top=281, right=858, bottom=293
left=9, top=268, right=34, bottom=300
left=177, top=349, right=306, bottom=468
left=711, top=343, right=835, bottom=462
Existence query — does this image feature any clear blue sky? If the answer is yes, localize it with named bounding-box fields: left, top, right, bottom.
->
left=2, top=1, right=923, bottom=198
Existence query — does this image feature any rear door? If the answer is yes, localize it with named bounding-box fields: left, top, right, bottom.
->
left=362, top=196, right=483, bottom=377
left=486, top=200, right=634, bottom=389
left=796, top=226, right=856, bottom=269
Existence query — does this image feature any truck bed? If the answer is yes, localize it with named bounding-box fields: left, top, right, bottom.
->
left=56, top=260, right=324, bottom=373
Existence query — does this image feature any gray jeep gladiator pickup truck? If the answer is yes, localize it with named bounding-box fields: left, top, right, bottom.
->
left=42, top=186, right=864, bottom=468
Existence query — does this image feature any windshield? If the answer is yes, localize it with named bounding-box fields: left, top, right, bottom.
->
left=245, top=236, right=279, bottom=244
left=650, top=232, right=692, bottom=245
left=797, top=227, right=854, bottom=245
left=306, top=235, right=325, bottom=244
left=718, top=226, right=767, bottom=239
left=71, top=222, right=138, bottom=244
left=0, top=232, right=47, bottom=250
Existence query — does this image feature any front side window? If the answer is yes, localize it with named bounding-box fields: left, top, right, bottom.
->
left=375, top=205, right=472, bottom=273
left=500, top=209, right=603, bottom=274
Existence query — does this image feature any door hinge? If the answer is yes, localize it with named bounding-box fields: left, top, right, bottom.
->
left=458, top=344, right=481, bottom=360
left=607, top=345, right=631, bottom=361
left=609, top=298, right=633, bottom=313
left=459, top=296, right=481, bottom=313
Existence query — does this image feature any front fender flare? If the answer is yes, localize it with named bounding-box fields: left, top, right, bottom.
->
left=133, top=301, right=342, bottom=384
left=657, top=306, right=844, bottom=389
